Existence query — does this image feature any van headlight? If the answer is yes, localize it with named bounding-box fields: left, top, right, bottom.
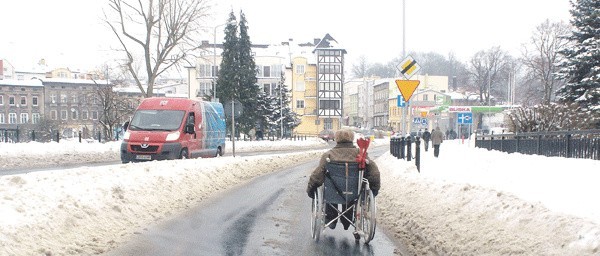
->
left=166, top=131, right=180, bottom=141
left=123, top=131, right=130, bottom=140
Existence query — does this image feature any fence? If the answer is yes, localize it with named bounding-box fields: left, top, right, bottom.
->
left=475, top=130, right=600, bottom=160
left=390, top=136, right=421, bottom=172
left=1, top=129, right=107, bottom=143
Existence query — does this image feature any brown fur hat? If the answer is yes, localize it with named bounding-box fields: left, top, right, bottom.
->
left=335, top=129, right=354, bottom=143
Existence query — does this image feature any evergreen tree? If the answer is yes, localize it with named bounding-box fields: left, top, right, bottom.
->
left=236, top=10, right=261, bottom=133
left=256, top=90, right=278, bottom=135
left=557, top=0, right=600, bottom=127
left=216, top=12, right=238, bottom=105
left=274, top=72, right=300, bottom=137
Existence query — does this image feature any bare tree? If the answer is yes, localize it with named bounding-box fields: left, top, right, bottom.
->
left=521, top=19, right=570, bottom=104
left=468, top=47, right=512, bottom=105
left=91, top=65, right=138, bottom=140
left=351, top=55, right=369, bottom=79
left=94, top=84, right=138, bottom=140
left=104, top=0, right=210, bottom=97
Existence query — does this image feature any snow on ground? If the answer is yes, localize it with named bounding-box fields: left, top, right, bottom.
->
left=0, top=137, right=329, bottom=170
left=0, top=137, right=599, bottom=255
left=377, top=140, right=600, bottom=255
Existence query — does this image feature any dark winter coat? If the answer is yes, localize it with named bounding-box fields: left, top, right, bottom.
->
left=306, top=142, right=381, bottom=196
left=431, top=129, right=444, bottom=145
left=422, top=131, right=431, bottom=141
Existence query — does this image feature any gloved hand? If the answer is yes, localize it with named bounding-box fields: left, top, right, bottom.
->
left=307, top=187, right=315, bottom=199
left=372, top=189, right=379, bottom=197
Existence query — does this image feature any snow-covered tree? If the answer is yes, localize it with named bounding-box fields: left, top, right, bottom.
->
left=556, top=0, right=600, bottom=128
left=273, top=73, right=300, bottom=137
left=508, top=103, right=598, bottom=132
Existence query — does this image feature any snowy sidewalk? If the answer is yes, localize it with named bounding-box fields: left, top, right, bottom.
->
left=376, top=139, right=600, bottom=255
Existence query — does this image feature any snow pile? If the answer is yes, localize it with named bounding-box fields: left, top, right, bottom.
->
left=0, top=138, right=329, bottom=170
left=376, top=140, right=600, bottom=255
left=0, top=150, right=325, bottom=255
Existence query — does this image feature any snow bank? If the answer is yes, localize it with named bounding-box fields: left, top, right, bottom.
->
left=376, top=152, right=600, bottom=255
left=0, top=138, right=330, bottom=170
left=0, top=150, right=325, bottom=255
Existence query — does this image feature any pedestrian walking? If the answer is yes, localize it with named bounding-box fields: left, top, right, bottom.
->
left=431, top=127, right=444, bottom=157
left=422, top=128, right=431, bottom=152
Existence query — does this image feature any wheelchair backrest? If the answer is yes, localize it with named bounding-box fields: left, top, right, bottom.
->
left=323, top=161, right=362, bottom=204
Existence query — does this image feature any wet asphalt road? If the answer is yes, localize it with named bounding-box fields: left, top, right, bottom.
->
left=105, top=145, right=402, bottom=256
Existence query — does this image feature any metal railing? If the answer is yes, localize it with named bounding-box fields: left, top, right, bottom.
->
left=475, top=130, right=600, bottom=160
left=390, top=136, right=421, bottom=172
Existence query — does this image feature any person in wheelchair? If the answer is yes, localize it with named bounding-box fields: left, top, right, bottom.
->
left=306, top=129, right=381, bottom=230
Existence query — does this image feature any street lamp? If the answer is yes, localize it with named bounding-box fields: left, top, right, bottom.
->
left=212, top=21, right=235, bottom=102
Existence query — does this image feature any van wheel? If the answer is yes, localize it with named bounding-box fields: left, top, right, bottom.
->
left=180, top=149, right=188, bottom=159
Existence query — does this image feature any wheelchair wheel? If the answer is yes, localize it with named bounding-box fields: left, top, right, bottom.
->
left=311, top=187, right=323, bottom=241
left=360, top=189, right=376, bottom=243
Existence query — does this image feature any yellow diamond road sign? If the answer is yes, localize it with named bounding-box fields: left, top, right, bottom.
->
left=395, top=80, right=420, bottom=102
left=397, top=55, right=421, bottom=79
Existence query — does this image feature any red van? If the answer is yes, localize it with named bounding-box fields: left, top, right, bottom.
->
left=120, top=97, right=226, bottom=163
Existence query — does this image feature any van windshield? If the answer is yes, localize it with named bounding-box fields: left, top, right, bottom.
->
left=128, top=110, right=185, bottom=131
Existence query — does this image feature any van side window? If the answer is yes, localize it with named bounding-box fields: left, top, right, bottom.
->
left=187, top=112, right=195, bottom=126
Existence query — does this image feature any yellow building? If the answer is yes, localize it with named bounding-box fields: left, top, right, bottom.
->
left=289, top=34, right=346, bottom=136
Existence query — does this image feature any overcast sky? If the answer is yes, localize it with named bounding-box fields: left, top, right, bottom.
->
left=0, top=0, right=571, bottom=72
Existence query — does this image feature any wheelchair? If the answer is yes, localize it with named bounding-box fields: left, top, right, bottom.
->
left=311, top=161, right=377, bottom=244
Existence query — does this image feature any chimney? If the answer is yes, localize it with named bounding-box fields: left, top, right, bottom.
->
left=314, top=38, right=321, bottom=45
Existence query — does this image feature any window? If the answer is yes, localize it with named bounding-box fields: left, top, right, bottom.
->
left=212, top=65, right=219, bottom=77
left=61, top=110, right=68, bottom=120
left=51, top=110, right=57, bottom=120
left=32, top=113, right=40, bottom=124
left=320, top=100, right=340, bottom=110
left=60, top=94, right=67, bottom=103
left=324, top=118, right=333, bottom=130
left=82, top=110, right=89, bottom=120
left=20, top=96, right=27, bottom=106
left=197, top=64, right=211, bottom=77
left=32, top=96, right=38, bottom=106
left=8, top=113, right=17, bottom=124
left=199, top=82, right=212, bottom=97
left=256, top=65, right=263, bottom=77
left=92, top=111, right=98, bottom=120
left=296, top=64, right=305, bottom=74
left=295, top=81, right=305, bottom=92
left=72, top=95, right=78, bottom=103
left=263, top=66, right=271, bottom=77
left=51, top=94, right=57, bottom=104
left=0, top=95, right=3, bottom=105
left=9, top=96, right=15, bottom=105
left=296, top=99, right=305, bottom=109
left=71, top=110, right=78, bottom=120
left=20, top=113, right=28, bottom=124
left=423, top=94, right=428, bottom=101
left=263, top=83, right=277, bottom=95
left=0, top=113, right=4, bottom=123
left=272, top=65, right=282, bottom=78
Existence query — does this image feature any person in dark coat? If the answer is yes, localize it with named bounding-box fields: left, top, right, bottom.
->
left=307, top=129, right=381, bottom=230
left=422, top=128, right=431, bottom=151
left=431, top=127, right=444, bottom=157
